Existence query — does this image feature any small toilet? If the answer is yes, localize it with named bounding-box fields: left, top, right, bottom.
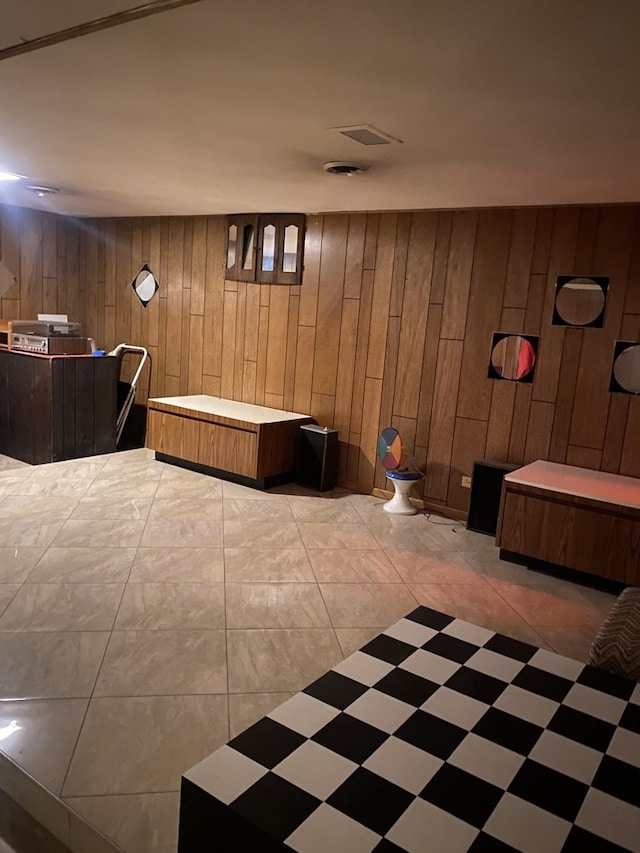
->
left=377, top=427, right=424, bottom=515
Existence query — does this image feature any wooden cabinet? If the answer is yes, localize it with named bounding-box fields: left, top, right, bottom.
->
left=0, top=349, right=117, bottom=464
left=146, top=395, right=312, bottom=488
left=496, top=460, right=640, bottom=586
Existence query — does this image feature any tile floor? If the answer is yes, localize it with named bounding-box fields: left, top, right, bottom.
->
left=0, top=449, right=617, bottom=853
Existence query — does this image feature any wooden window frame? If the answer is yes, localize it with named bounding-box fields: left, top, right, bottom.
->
left=225, top=213, right=305, bottom=285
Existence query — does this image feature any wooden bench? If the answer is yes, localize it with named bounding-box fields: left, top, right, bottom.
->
left=146, top=394, right=312, bottom=488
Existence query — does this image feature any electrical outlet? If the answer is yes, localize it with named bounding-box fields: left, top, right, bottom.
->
left=461, top=475, right=472, bottom=488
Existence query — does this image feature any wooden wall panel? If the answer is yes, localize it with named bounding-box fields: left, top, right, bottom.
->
left=312, top=215, right=347, bottom=396
left=425, top=339, right=464, bottom=501
left=457, top=209, right=512, bottom=421
left=4, top=200, right=640, bottom=515
left=393, top=213, right=436, bottom=418
left=366, top=214, right=397, bottom=380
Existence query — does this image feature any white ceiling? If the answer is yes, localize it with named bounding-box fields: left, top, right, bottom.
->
left=1, top=0, right=639, bottom=217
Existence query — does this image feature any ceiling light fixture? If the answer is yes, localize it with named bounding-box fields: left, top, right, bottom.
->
left=322, top=161, right=369, bottom=176
left=0, top=171, right=23, bottom=182
left=26, top=185, right=60, bottom=197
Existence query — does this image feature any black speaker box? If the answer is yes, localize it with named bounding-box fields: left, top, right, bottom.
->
left=467, top=459, right=519, bottom=536
left=297, top=425, right=338, bottom=491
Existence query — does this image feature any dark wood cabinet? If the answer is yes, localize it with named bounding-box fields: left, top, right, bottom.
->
left=0, top=350, right=117, bottom=464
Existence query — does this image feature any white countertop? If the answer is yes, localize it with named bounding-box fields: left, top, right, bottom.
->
left=148, top=395, right=310, bottom=424
left=505, top=459, right=640, bottom=510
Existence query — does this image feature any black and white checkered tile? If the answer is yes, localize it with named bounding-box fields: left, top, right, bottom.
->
left=179, top=607, right=640, bottom=852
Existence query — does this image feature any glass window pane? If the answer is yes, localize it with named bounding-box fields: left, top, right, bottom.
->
left=242, top=224, right=254, bottom=270
left=262, top=224, right=276, bottom=272
left=226, top=224, right=237, bottom=269
left=283, top=225, right=298, bottom=273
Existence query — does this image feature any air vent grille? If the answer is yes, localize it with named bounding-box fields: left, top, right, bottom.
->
left=332, top=124, right=402, bottom=146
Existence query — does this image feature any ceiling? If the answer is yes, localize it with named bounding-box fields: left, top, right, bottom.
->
left=1, top=0, right=639, bottom=218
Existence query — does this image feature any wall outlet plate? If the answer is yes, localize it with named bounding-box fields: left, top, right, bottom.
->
left=461, top=475, right=472, bottom=488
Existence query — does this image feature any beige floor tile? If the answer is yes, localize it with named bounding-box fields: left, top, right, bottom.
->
left=334, top=626, right=387, bottom=658
left=11, top=478, right=93, bottom=498
left=0, top=584, right=124, bottom=632
left=71, top=494, right=153, bottom=521
left=0, top=699, right=88, bottom=794
left=319, top=583, right=417, bottom=627
left=0, top=788, right=71, bottom=853
left=408, top=582, right=529, bottom=629
left=65, top=792, right=180, bottom=853
left=222, top=481, right=283, bottom=499
left=0, top=632, right=109, bottom=699
left=298, top=522, right=379, bottom=550
left=224, top=520, right=304, bottom=549
left=370, top=519, right=451, bottom=552
left=0, top=495, right=78, bottom=521
left=155, top=475, right=223, bottom=500
left=308, top=550, right=402, bottom=583
left=27, top=547, right=136, bottom=584
left=94, top=629, right=227, bottom=696
left=0, top=454, right=30, bottom=471
left=129, top=547, right=224, bottom=583
left=0, top=518, right=65, bottom=548
left=140, top=517, right=223, bottom=548
left=228, top=692, right=296, bottom=738
left=227, top=628, right=342, bottom=692
left=0, top=473, right=33, bottom=496
left=288, top=497, right=362, bottom=524
left=94, top=462, right=163, bottom=484
left=62, top=695, right=229, bottom=796
left=427, top=519, right=497, bottom=551
left=52, top=519, right=145, bottom=549
left=224, top=548, right=315, bottom=582
left=43, top=459, right=106, bottom=479
left=486, top=579, right=613, bottom=628
left=0, top=776, right=70, bottom=853
left=82, top=479, right=160, bottom=501
left=0, top=547, right=44, bottom=583
left=223, top=497, right=294, bottom=521
left=148, top=496, right=222, bottom=520
left=531, top=625, right=599, bottom=662
left=0, top=584, right=21, bottom=616
left=386, top=549, right=487, bottom=585
left=114, top=583, right=225, bottom=630
left=226, top=582, right=330, bottom=628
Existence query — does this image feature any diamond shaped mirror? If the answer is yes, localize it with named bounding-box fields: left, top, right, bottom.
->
left=131, top=264, right=159, bottom=307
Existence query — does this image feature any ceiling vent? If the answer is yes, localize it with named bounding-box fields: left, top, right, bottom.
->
left=332, top=124, right=402, bottom=146
left=322, top=161, right=369, bottom=176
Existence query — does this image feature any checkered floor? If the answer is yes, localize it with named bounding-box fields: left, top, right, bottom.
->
left=181, top=606, right=640, bottom=852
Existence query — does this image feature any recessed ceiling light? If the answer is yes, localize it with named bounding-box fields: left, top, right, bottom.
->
left=322, top=161, right=369, bottom=176
left=26, top=185, right=60, bottom=197
left=0, top=171, right=23, bottom=182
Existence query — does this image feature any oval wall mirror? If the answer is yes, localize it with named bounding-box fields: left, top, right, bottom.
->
left=131, top=264, right=159, bottom=307
left=553, top=275, right=608, bottom=327
left=610, top=342, right=640, bottom=394
left=488, top=333, right=538, bottom=383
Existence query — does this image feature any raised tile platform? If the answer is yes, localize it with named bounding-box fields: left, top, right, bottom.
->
left=180, top=607, right=640, bottom=852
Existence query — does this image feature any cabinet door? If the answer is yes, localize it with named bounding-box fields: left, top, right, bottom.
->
left=499, top=491, right=626, bottom=582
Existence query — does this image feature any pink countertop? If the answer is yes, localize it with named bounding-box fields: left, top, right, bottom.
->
left=505, top=460, right=640, bottom=510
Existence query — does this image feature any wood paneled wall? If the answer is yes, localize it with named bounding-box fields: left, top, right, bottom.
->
left=0, top=205, right=81, bottom=323
left=2, top=201, right=640, bottom=513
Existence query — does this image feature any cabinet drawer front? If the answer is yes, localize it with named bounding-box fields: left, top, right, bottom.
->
left=198, top=422, right=257, bottom=478
left=147, top=410, right=200, bottom=463
left=499, top=491, right=640, bottom=583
